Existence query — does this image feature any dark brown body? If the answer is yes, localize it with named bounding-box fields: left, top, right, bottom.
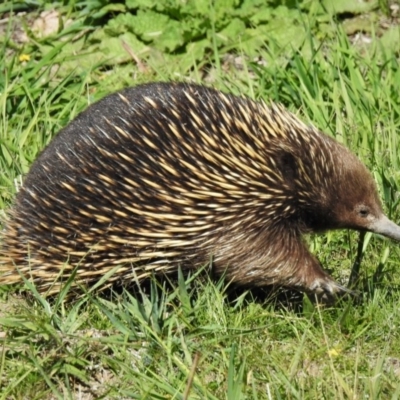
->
left=1, top=83, right=400, bottom=300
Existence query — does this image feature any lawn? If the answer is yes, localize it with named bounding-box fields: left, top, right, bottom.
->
left=1, top=1, right=400, bottom=398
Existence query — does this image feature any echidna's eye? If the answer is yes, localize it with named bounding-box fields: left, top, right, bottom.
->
left=357, top=206, right=370, bottom=218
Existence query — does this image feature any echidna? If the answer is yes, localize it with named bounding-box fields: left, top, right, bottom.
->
left=1, top=82, right=400, bottom=301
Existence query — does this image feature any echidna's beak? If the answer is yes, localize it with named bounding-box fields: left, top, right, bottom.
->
left=369, top=215, right=400, bottom=241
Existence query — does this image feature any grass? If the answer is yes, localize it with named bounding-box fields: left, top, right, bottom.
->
left=1, top=3, right=400, bottom=399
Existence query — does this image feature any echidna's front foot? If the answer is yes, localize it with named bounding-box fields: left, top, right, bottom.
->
left=307, top=277, right=358, bottom=304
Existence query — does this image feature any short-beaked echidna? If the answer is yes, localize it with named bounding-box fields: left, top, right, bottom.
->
left=1, top=82, right=400, bottom=300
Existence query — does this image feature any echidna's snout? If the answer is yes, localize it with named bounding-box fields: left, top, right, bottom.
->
left=368, top=214, right=400, bottom=241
